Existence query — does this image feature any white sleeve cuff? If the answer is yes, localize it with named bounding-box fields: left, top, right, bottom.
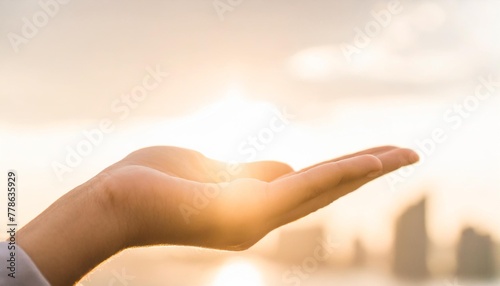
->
left=0, top=241, right=51, bottom=286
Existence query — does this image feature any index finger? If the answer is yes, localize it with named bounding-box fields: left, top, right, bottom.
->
left=265, top=154, right=382, bottom=216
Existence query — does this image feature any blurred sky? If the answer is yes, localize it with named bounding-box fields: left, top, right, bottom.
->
left=1, top=0, right=500, bottom=255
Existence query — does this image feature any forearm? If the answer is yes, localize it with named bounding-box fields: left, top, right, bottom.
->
left=17, top=173, right=127, bottom=286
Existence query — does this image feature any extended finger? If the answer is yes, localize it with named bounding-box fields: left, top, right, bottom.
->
left=277, top=146, right=397, bottom=180
left=267, top=148, right=419, bottom=228
left=265, top=154, right=382, bottom=218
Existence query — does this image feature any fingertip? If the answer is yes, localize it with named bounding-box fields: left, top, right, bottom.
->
left=408, top=150, right=420, bottom=164
left=397, top=148, right=420, bottom=165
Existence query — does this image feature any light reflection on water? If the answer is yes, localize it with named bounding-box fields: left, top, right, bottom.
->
left=211, top=259, right=264, bottom=286
left=83, top=256, right=500, bottom=286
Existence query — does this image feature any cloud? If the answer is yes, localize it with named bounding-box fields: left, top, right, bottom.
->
left=1, top=0, right=499, bottom=126
left=287, top=1, right=494, bottom=86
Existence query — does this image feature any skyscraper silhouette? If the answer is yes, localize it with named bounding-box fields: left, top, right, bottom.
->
left=456, top=226, right=496, bottom=279
left=393, top=198, right=429, bottom=279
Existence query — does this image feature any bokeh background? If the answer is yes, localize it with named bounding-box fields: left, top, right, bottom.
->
left=1, top=0, right=499, bottom=285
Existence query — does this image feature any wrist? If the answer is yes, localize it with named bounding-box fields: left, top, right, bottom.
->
left=17, top=172, right=127, bottom=285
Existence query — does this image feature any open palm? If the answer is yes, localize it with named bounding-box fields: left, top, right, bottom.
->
left=103, top=145, right=418, bottom=251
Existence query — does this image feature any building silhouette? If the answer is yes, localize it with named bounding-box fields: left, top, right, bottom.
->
left=392, top=198, right=429, bottom=279
left=456, top=226, right=496, bottom=279
left=351, top=237, right=367, bottom=268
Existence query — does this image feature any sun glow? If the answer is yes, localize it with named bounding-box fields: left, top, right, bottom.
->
left=153, top=83, right=290, bottom=162
left=211, top=260, right=264, bottom=286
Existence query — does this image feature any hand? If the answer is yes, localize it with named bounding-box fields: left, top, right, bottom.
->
left=17, top=145, right=418, bottom=285
left=104, top=146, right=418, bottom=250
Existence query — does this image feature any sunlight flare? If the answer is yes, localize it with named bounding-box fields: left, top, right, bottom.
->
left=212, top=260, right=264, bottom=286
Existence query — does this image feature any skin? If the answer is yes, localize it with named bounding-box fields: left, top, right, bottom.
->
left=16, top=145, right=419, bottom=285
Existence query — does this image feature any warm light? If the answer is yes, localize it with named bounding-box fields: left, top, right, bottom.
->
left=287, top=46, right=341, bottom=81
left=212, top=260, right=264, bottom=286
left=226, top=82, right=245, bottom=100
left=149, top=86, right=288, bottom=162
